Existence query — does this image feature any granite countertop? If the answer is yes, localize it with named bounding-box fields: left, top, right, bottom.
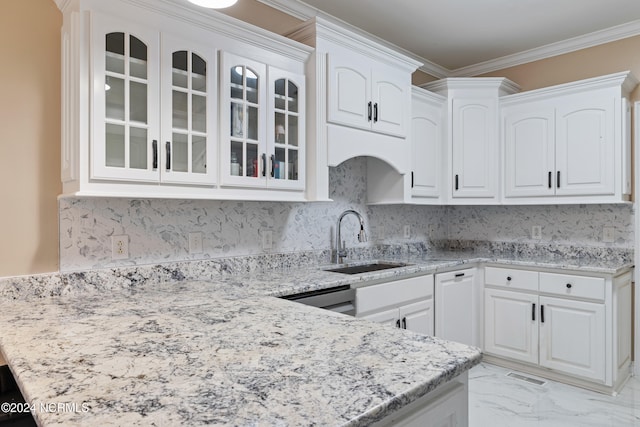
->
left=0, top=281, right=479, bottom=426
left=0, top=251, right=632, bottom=426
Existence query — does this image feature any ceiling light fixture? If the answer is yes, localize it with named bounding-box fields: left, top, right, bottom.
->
left=187, top=0, right=238, bottom=8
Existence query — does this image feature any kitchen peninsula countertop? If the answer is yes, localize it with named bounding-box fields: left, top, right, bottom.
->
left=0, top=251, right=632, bottom=426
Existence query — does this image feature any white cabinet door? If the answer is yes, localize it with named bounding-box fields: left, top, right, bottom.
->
left=400, top=299, right=434, bottom=335
left=539, top=296, right=606, bottom=382
left=411, top=90, right=444, bottom=198
left=327, top=53, right=371, bottom=132
left=91, top=13, right=160, bottom=182
left=160, top=34, right=217, bottom=185
left=362, top=307, right=400, bottom=329
left=371, top=66, right=408, bottom=137
left=504, top=105, right=555, bottom=197
left=484, top=288, right=538, bottom=365
left=220, top=52, right=267, bottom=187
left=267, top=67, right=305, bottom=190
left=555, top=94, right=615, bottom=196
left=452, top=98, right=498, bottom=198
left=435, top=268, right=480, bottom=347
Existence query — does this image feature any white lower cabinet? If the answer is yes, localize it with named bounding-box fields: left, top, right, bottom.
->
left=483, top=266, right=632, bottom=394
left=356, top=275, right=434, bottom=335
left=372, top=373, right=468, bottom=427
left=435, top=268, right=481, bottom=347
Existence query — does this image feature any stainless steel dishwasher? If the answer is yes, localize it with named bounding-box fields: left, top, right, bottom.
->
left=279, top=285, right=356, bottom=316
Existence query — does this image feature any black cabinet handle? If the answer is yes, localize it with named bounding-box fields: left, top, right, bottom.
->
left=540, top=305, right=545, bottom=323
left=411, top=171, right=414, bottom=188
left=368, top=101, right=372, bottom=121
left=548, top=171, right=552, bottom=189
left=557, top=171, right=560, bottom=188
left=396, top=319, right=401, bottom=329
left=270, top=154, right=275, bottom=177
left=532, top=303, right=536, bottom=321
left=455, top=273, right=465, bottom=277
left=455, top=174, right=459, bottom=190
left=261, top=153, right=266, bottom=177
left=507, top=276, right=512, bottom=281
left=566, top=283, right=572, bottom=289
left=402, top=317, right=407, bottom=329
left=373, top=103, right=378, bottom=122
left=152, top=140, right=158, bottom=169
left=165, top=141, right=171, bottom=170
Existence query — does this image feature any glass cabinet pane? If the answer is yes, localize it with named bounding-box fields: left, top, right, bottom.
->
left=130, top=127, right=147, bottom=169
left=105, top=76, right=125, bottom=120
left=169, top=50, right=208, bottom=176
left=106, top=123, right=125, bottom=168
left=246, top=68, right=258, bottom=104
left=172, top=132, right=188, bottom=172
left=105, top=33, right=125, bottom=74
left=288, top=115, right=298, bottom=147
left=130, top=81, right=147, bottom=123
left=192, top=135, right=206, bottom=174
left=129, top=36, right=147, bottom=79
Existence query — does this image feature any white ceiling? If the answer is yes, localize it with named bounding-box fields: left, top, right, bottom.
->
left=258, top=0, right=640, bottom=77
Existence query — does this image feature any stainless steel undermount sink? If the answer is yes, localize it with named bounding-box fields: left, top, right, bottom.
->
left=324, top=261, right=410, bottom=275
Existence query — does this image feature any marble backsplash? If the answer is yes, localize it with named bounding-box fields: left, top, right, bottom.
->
left=58, top=157, right=634, bottom=272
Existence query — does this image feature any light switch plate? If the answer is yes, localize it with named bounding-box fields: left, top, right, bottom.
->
left=189, top=232, right=203, bottom=254
left=531, top=226, right=542, bottom=240
left=603, top=227, right=615, bottom=243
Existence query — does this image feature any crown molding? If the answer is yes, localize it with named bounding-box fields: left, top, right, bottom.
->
left=450, top=19, right=640, bottom=77
left=257, top=0, right=448, bottom=78
left=258, top=0, right=640, bottom=78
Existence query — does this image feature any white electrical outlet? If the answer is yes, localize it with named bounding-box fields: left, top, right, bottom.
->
left=531, top=226, right=542, bottom=240
left=262, top=230, right=273, bottom=250
left=189, top=232, right=203, bottom=254
left=603, top=227, right=615, bottom=243
left=403, top=225, right=411, bottom=239
left=111, top=235, right=129, bottom=260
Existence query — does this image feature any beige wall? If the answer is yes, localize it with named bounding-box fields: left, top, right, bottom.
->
left=2, top=1, right=639, bottom=278
left=0, top=0, right=61, bottom=277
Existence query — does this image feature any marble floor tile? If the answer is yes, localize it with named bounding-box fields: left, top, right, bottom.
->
left=469, top=363, right=640, bottom=426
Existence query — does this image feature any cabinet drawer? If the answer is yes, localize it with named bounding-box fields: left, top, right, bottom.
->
left=539, top=272, right=605, bottom=301
left=356, top=275, right=433, bottom=314
left=485, top=267, right=538, bottom=291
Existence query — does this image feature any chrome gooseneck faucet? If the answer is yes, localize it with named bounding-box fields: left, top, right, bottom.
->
left=334, top=210, right=367, bottom=264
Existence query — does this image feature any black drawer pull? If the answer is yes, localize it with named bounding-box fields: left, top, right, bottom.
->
left=532, top=303, right=536, bottom=321
left=455, top=273, right=465, bottom=277
left=548, top=171, right=552, bottom=189
left=566, top=283, right=572, bottom=289
left=411, top=171, right=414, bottom=188
left=402, top=317, right=407, bottom=329
left=373, top=102, right=378, bottom=122
left=368, top=101, right=372, bottom=121
left=152, top=140, right=158, bottom=169
left=557, top=171, right=561, bottom=188
left=507, top=276, right=512, bottom=281
left=396, top=319, right=401, bottom=329
left=455, top=174, right=459, bottom=190
left=166, top=141, right=171, bottom=170
left=540, top=305, right=545, bottom=323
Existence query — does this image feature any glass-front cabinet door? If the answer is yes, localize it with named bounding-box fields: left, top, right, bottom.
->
left=220, top=52, right=267, bottom=187
left=267, top=67, right=305, bottom=190
left=91, top=14, right=160, bottom=182
left=161, top=36, right=216, bottom=185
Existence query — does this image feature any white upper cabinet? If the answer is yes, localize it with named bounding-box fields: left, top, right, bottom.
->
left=57, top=0, right=311, bottom=200
left=285, top=17, right=421, bottom=201
left=502, top=72, right=637, bottom=204
left=91, top=14, right=161, bottom=183
left=161, top=35, right=217, bottom=185
left=220, top=52, right=305, bottom=191
left=327, top=45, right=410, bottom=138
left=421, top=78, right=520, bottom=204
left=410, top=87, right=445, bottom=201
